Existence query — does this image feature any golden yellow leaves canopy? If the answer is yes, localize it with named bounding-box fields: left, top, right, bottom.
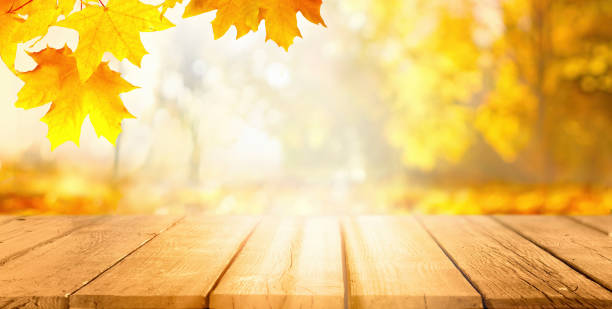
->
left=1, top=0, right=326, bottom=149
left=363, top=0, right=612, bottom=178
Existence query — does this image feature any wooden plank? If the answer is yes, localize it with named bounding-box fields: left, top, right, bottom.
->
left=343, top=216, right=482, bottom=309
left=571, top=215, right=612, bottom=236
left=0, top=215, right=100, bottom=265
left=0, top=216, right=17, bottom=226
left=0, top=215, right=180, bottom=309
left=496, top=215, right=612, bottom=291
left=70, top=216, right=259, bottom=309
left=419, top=215, right=612, bottom=309
left=210, top=217, right=344, bottom=309
left=0, top=215, right=16, bottom=220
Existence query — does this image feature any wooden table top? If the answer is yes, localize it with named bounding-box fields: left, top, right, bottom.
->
left=0, top=215, right=610, bottom=309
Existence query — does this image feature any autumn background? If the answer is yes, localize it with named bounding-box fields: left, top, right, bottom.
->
left=0, top=0, right=611, bottom=215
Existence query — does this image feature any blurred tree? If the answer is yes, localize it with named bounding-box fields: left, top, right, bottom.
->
left=357, top=0, right=612, bottom=183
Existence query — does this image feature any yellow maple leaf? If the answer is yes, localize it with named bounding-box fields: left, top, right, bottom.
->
left=0, top=10, right=23, bottom=71
left=0, top=0, right=60, bottom=71
left=56, top=0, right=174, bottom=80
left=15, top=46, right=137, bottom=149
left=183, top=0, right=325, bottom=50
left=58, top=0, right=77, bottom=14
left=161, top=0, right=183, bottom=14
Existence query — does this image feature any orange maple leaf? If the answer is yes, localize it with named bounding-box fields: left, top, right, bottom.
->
left=15, top=46, right=137, bottom=149
left=183, top=0, right=325, bottom=50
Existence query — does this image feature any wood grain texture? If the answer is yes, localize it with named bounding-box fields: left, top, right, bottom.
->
left=419, top=215, right=612, bottom=309
left=0, top=216, right=17, bottom=225
left=0, top=215, right=180, bottom=309
left=70, top=216, right=259, bottom=309
left=496, top=215, right=612, bottom=291
left=571, top=215, right=612, bottom=236
left=343, top=216, right=482, bottom=309
left=0, top=215, right=99, bottom=265
left=210, top=217, right=344, bottom=309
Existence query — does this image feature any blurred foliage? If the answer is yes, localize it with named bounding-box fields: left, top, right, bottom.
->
left=1, top=161, right=609, bottom=215
left=0, top=163, right=121, bottom=214
left=352, top=0, right=612, bottom=183
left=386, top=183, right=612, bottom=215
left=1, top=0, right=611, bottom=215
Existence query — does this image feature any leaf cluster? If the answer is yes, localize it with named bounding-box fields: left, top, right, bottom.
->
left=1, top=0, right=325, bottom=149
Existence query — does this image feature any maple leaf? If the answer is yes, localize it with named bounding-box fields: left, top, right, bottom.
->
left=15, top=46, right=136, bottom=149
left=56, top=0, right=174, bottom=80
left=0, top=9, right=24, bottom=71
left=161, top=0, right=183, bottom=14
left=261, top=0, right=326, bottom=49
left=183, top=0, right=325, bottom=50
left=0, top=0, right=60, bottom=71
left=183, top=0, right=260, bottom=39
left=58, top=0, right=76, bottom=14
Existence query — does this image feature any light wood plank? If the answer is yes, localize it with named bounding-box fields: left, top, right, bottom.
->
left=0, top=215, right=180, bottom=309
left=420, top=215, right=612, bottom=309
left=0, top=215, right=100, bottom=265
left=70, top=216, right=259, bottom=309
left=571, top=215, right=612, bottom=236
left=496, top=215, right=612, bottom=291
left=343, top=216, right=482, bottom=309
left=0, top=216, right=17, bottom=226
left=210, top=217, right=344, bottom=309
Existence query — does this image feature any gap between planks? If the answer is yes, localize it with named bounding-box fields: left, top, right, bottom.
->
left=202, top=218, right=262, bottom=308
left=0, top=215, right=183, bottom=309
left=342, top=216, right=482, bottom=309
left=0, top=216, right=104, bottom=267
left=568, top=216, right=612, bottom=237
left=68, top=216, right=187, bottom=298
left=69, top=216, right=261, bottom=309
left=414, top=215, right=488, bottom=309
left=419, top=216, right=612, bottom=308
left=208, top=217, right=345, bottom=309
left=340, top=218, right=351, bottom=309
left=493, top=215, right=612, bottom=293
